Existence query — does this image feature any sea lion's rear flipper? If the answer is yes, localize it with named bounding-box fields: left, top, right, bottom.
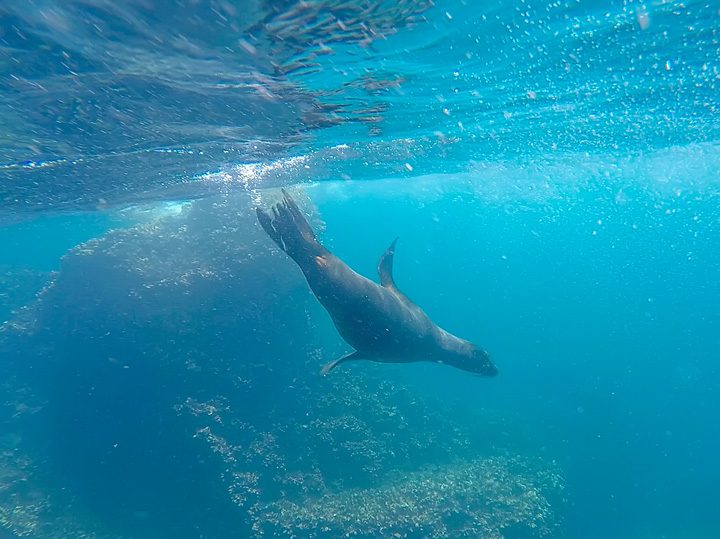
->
left=378, top=237, right=399, bottom=289
left=256, top=207, right=282, bottom=247
left=279, top=189, right=319, bottom=245
left=321, top=350, right=365, bottom=376
left=256, top=189, right=325, bottom=262
left=377, top=238, right=415, bottom=304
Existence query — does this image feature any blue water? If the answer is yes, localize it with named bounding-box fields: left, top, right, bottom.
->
left=2, top=1, right=719, bottom=538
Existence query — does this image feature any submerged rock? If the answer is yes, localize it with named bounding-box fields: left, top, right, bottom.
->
left=251, top=456, right=563, bottom=538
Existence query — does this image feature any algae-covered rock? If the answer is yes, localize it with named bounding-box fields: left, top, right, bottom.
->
left=251, top=456, right=563, bottom=538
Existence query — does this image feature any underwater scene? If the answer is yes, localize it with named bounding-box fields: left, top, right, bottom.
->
left=1, top=1, right=719, bottom=538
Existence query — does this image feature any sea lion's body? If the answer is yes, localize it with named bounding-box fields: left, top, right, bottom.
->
left=256, top=190, right=498, bottom=376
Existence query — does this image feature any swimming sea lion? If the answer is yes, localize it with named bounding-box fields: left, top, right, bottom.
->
left=256, top=190, right=498, bottom=377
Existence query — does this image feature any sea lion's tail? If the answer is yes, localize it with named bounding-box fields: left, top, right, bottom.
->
left=256, top=189, right=326, bottom=263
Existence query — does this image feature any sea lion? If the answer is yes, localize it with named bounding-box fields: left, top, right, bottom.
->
left=256, top=190, right=498, bottom=377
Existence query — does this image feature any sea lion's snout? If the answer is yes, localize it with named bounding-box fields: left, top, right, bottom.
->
left=471, top=347, right=499, bottom=377
left=481, top=361, right=499, bottom=377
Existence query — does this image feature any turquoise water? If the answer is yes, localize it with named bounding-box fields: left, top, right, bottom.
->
left=1, top=1, right=719, bottom=538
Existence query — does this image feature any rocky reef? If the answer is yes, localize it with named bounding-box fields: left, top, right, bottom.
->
left=0, top=191, right=564, bottom=538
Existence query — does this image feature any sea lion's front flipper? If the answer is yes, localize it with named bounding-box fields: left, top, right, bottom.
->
left=377, top=237, right=399, bottom=289
left=321, top=350, right=365, bottom=376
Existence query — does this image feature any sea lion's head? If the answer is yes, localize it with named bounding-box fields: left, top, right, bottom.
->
left=444, top=345, right=498, bottom=377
